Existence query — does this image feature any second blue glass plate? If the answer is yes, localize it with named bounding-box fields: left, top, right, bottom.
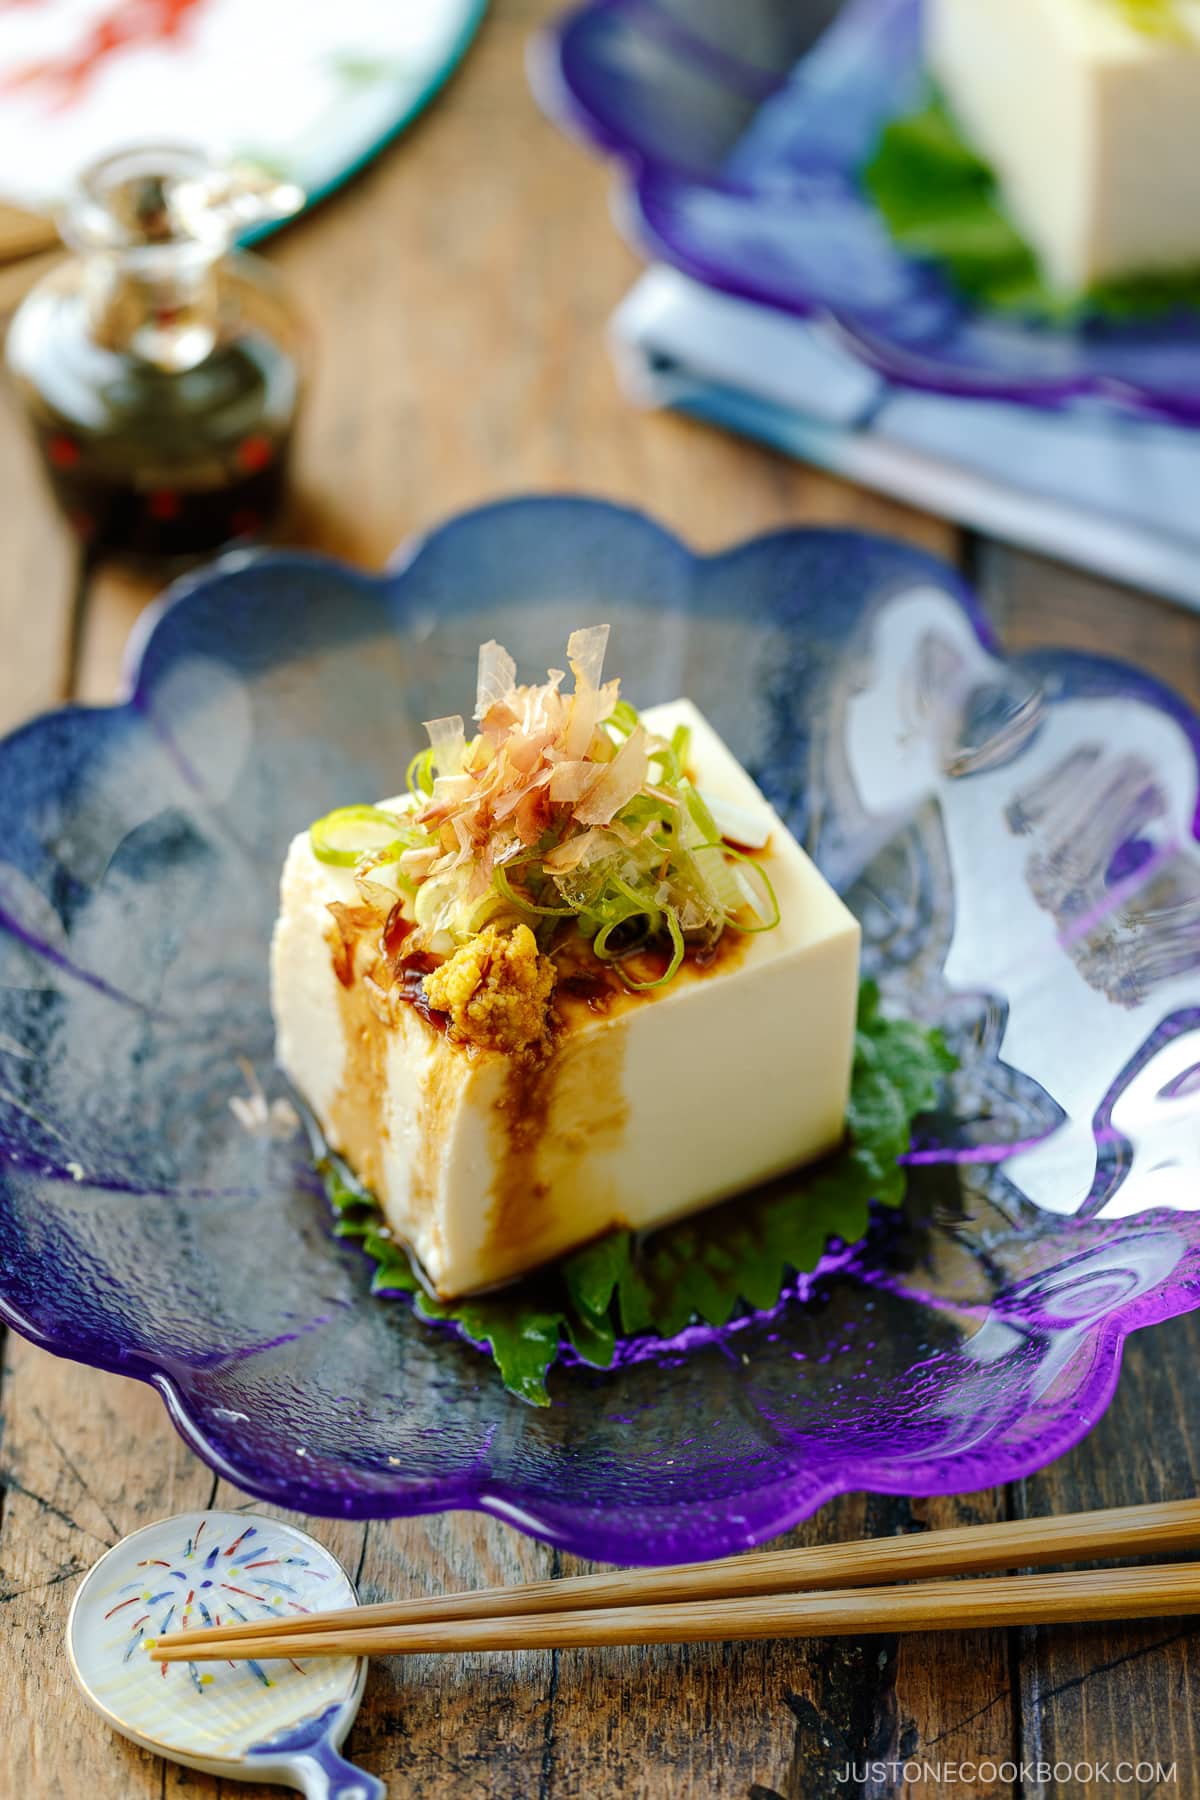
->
left=535, top=0, right=1200, bottom=423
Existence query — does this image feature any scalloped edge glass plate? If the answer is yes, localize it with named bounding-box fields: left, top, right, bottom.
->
left=0, top=495, right=1198, bottom=1563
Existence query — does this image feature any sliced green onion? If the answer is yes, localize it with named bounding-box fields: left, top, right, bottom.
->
left=311, top=651, right=781, bottom=991
left=605, top=699, right=641, bottom=739
left=413, top=874, right=453, bottom=931
left=356, top=840, right=418, bottom=897
left=618, top=906, right=685, bottom=990
left=696, top=841, right=781, bottom=933
left=683, top=842, right=742, bottom=917
left=493, top=863, right=577, bottom=917
left=609, top=872, right=661, bottom=927
left=683, top=783, right=720, bottom=845
left=464, top=888, right=524, bottom=935
left=406, top=745, right=435, bottom=800
left=646, top=722, right=692, bottom=788
left=618, top=794, right=677, bottom=832
left=592, top=908, right=654, bottom=960
left=524, top=825, right=565, bottom=860
left=310, top=805, right=408, bottom=867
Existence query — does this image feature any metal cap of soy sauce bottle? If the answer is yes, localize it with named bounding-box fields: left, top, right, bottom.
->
left=6, top=144, right=309, bottom=562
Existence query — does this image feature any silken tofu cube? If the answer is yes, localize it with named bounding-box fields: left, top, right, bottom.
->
left=928, top=0, right=1200, bottom=291
left=270, top=699, right=861, bottom=1299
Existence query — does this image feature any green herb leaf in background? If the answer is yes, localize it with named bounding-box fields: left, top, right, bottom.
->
left=863, top=96, right=1200, bottom=321
left=322, top=981, right=955, bottom=1405
left=1111, top=0, right=1188, bottom=42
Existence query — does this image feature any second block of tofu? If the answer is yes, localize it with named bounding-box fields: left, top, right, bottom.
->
left=271, top=700, right=861, bottom=1299
left=928, top=0, right=1200, bottom=291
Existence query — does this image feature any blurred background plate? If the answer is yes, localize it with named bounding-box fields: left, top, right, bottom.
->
left=0, top=0, right=488, bottom=226
left=535, top=0, right=1200, bottom=422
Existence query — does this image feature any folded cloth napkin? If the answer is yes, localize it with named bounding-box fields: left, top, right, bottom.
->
left=612, top=267, right=1200, bottom=614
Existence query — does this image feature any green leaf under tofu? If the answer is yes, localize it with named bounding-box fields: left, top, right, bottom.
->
left=324, top=983, right=955, bottom=1405
left=415, top=1293, right=570, bottom=1408
left=863, top=95, right=1200, bottom=320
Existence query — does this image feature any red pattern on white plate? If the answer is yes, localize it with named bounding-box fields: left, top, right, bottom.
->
left=0, top=0, right=484, bottom=214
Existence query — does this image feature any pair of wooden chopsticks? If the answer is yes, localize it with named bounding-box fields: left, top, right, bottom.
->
left=151, top=1497, right=1200, bottom=1663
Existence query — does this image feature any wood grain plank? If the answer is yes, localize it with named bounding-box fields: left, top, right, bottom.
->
left=541, top=1493, right=1015, bottom=1800
left=345, top=1516, right=556, bottom=1799
left=0, top=367, right=77, bottom=737
left=1009, top=1316, right=1200, bottom=1797
left=973, top=543, right=1200, bottom=710
left=0, top=1336, right=379, bottom=1800
left=0, top=233, right=85, bottom=1800
left=0, top=1338, right=213, bottom=1798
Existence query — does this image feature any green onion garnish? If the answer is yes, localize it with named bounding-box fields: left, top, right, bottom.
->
left=307, top=629, right=784, bottom=986
left=683, top=783, right=720, bottom=844
left=616, top=905, right=685, bottom=990
left=702, top=842, right=781, bottom=933
left=605, top=698, right=641, bottom=739
left=310, top=804, right=411, bottom=867
left=406, top=746, right=435, bottom=801
left=493, top=863, right=578, bottom=917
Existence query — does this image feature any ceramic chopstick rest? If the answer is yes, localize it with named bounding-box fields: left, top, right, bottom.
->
left=67, top=1510, right=383, bottom=1798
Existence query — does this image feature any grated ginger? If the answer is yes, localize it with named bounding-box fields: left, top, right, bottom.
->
left=422, top=923, right=556, bottom=1055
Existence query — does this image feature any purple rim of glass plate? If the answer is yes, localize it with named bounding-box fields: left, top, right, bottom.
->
left=6, top=1251, right=1196, bottom=1553
left=532, top=0, right=1200, bottom=425
left=1, top=495, right=1199, bottom=1562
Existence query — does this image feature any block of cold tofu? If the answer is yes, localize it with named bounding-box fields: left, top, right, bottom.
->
left=928, top=0, right=1200, bottom=291
left=271, top=699, right=860, bottom=1299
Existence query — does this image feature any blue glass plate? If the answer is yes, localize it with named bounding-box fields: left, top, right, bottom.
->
left=2, top=497, right=1199, bottom=1562
left=534, top=0, right=1200, bottom=423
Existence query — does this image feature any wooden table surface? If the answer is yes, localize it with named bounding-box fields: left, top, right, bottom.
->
left=2, top=4, right=1199, bottom=1796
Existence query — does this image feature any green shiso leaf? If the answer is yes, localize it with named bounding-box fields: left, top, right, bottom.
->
left=322, top=982, right=955, bottom=1406
left=414, top=1292, right=570, bottom=1408
left=863, top=96, right=1200, bottom=321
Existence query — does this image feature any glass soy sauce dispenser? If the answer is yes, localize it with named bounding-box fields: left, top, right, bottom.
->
left=6, top=144, right=308, bottom=560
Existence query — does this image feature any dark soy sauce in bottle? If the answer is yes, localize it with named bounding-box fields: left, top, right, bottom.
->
left=7, top=145, right=308, bottom=560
